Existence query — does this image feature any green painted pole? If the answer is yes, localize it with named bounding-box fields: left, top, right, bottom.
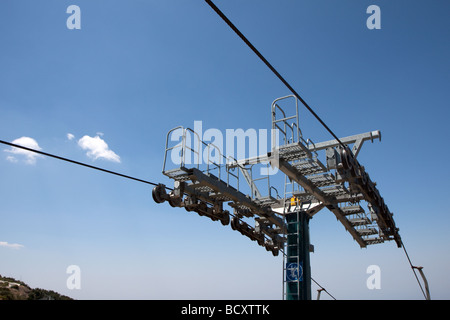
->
left=285, top=210, right=311, bottom=300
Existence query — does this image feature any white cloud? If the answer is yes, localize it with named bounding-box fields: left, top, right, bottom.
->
left=4, top=137, right=43, bottom=165
left=0, top=241, right=24, bottom=250
left=67, top=133, right=75, bottom=141
left=78, top=135, right=121, bottom=163
left=6, top=155, right=18, bottom=163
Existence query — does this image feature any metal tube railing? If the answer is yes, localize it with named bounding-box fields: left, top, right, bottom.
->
left=271, top=95, right=301, bottom=146
left=163, top=126, right=184, bottom=173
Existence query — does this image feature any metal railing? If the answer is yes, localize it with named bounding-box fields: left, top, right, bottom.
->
left=271, top=95, right=302, bottom=146
left=163, top=126, right=244, bottom=191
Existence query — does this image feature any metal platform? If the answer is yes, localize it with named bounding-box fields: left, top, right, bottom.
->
left=153, top=95, right=401, bottom=259
left=268, top=95, right=400, bottom=248
left=155, top=125, right=286, bottom=256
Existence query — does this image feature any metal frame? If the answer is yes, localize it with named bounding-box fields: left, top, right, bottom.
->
left=154, top=95, right=401, bottom=299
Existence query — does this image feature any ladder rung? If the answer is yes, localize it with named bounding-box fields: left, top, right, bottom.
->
left=293, top=159, right=326, bottom=175
left=341, top=205, right=365, bottom=215
left=348, top=217, right=371, bottom=226
left=356, top=228, right=378, bottom=235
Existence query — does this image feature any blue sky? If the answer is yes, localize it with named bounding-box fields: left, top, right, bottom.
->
left=0, top=0, right=449, bottom=300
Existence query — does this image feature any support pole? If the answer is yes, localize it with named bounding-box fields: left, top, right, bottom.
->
left=413, top=266, right=431, bottom=300
left=285, top=210, right=311, bottom=300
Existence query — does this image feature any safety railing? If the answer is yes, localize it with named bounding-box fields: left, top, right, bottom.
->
left=226, top=156, right=240, bottom=192
left=163, top=126, right=202, bottom=172
left=271, top=95, right=302, bottom=146
left=163, top=126, right=245, bottom=191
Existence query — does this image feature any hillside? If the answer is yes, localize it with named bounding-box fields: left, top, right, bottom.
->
left=0, top=275, right=73, bottom=300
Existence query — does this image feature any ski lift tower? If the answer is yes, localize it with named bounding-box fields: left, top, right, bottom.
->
left=152, top=95, right=401, bottom=300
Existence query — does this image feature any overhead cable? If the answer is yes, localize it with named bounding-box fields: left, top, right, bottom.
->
left=204, top=0, right=345, bottom=148
left=0, top=139, right=172, bottom=190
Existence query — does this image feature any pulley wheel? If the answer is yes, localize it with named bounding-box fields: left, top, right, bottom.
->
left=341, top=148, right=352, bottom=171
left=152, top=185, right=165, bottom=204
left=221, top=212, right=230, bottom=226
left=230, top=217, right=238, bottom=230
left=272, top=249, right=279, bottom=257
